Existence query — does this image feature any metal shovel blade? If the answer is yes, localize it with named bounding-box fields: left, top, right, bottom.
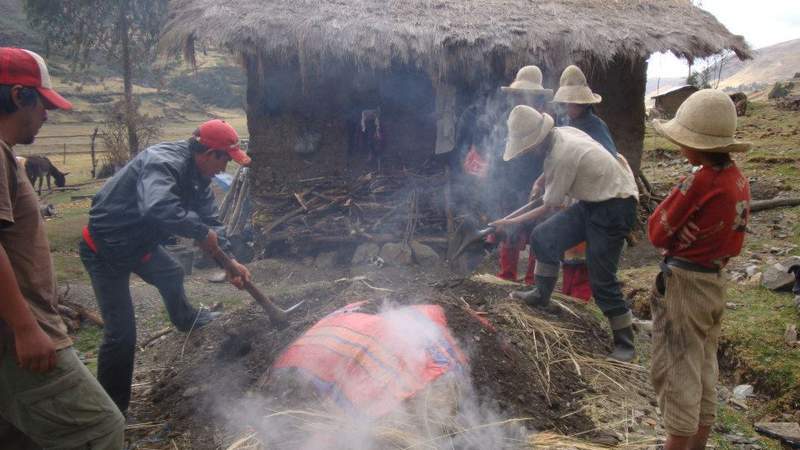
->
left=450, top=226, right=496, bottom=260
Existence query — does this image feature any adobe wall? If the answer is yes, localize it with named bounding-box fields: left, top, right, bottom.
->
left=244, top=54, right=437, bottom=186
left=585, top=55, right=648, bottom=175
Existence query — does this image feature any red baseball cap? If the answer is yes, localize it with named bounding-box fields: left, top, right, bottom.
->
left=0, top=47, right=72, bottom=110
left=195, top=119, right=250, bottom=166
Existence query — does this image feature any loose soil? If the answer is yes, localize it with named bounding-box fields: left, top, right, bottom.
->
left=127, top=257, right=615, bottom=449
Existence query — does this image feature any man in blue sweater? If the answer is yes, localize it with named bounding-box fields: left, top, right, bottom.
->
left=546, top=65, right=619, bottom=300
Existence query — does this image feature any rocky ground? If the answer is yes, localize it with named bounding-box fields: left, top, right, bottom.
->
left=41, top=93, right=800, bottom=449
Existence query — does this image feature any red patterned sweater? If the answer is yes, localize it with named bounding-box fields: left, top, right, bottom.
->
left=648, top=163, right=750, bottom=268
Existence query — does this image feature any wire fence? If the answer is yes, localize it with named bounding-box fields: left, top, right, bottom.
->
left=16, top=131, right=250, bottom=161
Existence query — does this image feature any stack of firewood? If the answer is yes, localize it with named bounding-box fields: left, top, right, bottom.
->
left=56, top=286, right=104, bottom=333
left=250, top=171, right=449, bottom=253
left=219, top=167, right=252, bottom=237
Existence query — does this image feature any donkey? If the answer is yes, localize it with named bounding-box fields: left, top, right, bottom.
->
left=24, top=155, right=69, bottom=195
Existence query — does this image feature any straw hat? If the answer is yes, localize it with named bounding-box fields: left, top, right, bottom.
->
left=552, top=65, right=601, bottom=104
left=503, top=105, right=555, bottom=161
left=652, top=89, right=751, bottom=153
left=501, top=65, right=553, bottom=98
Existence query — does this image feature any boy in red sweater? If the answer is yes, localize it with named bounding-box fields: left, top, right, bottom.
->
left=648, top=89, right=751, bottom=450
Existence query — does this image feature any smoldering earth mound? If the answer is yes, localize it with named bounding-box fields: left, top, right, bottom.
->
left=130, top=259, right=651, bottom=449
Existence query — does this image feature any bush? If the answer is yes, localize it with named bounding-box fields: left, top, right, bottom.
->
left=101, top=99, right=163, bottom=171
left=768, top=82, right=794, bottom=99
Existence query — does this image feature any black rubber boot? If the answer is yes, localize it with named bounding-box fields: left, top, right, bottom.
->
left=512, top=275, right=557, bottom=309
left=607, top=311, right=636, bottom=362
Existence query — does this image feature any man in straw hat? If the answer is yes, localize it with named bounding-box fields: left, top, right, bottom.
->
left=489, top=105, right=639, bottom=361
left=551, top=65, right=617, bottom=156
left=492, top=65, right=553, bottom=284
left=647, top=89, right=750, bottom=449
left=0, top=47, right=124, bottom=448
left=537, top=64, right=618, bottom=301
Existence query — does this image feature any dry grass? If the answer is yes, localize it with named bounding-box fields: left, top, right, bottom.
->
left=493, top=302, right=584, bottom=403
left=161, top=0, right=748, bottom=81
left=223, top=406, right=533, bottom=450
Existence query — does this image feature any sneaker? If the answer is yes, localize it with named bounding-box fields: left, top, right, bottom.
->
left=193, top=310, right=221, bottom=329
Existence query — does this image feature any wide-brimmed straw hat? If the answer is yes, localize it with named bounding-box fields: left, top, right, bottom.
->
left=503, top=105, right=555, bottom=161
left=501, top=65, right=554, bottom=98
left=552, top=65, right=601, bottom=104
left=652, top=89, right=751, bottom=153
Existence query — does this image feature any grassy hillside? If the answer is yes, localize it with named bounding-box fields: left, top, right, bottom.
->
left=714, top=39, right=800, bottom=91
left=0, top=0, right=247, bottom=157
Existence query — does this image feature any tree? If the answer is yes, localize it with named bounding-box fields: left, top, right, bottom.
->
left=24, top=0, right=168, bottom=158
left=686, top=70, right=711, bottom=89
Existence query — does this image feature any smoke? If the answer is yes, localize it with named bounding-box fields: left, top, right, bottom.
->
left=212, top=301, right=531, bottom=450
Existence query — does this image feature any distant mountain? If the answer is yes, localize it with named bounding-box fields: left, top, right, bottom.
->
left=713, top=38, right=800, bottom=91
left=645, top=38, right=800, bottom=103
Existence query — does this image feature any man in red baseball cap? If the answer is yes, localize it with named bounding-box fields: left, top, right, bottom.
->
left=0, top=47, right=125, bottom=448
left=80, top=118, right=252, bottom=414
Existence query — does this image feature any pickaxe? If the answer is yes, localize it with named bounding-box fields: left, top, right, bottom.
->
left=210, top=250, right=304, bottom=328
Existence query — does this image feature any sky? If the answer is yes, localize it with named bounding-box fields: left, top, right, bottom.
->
left=647, top=0, right=800, bottom=79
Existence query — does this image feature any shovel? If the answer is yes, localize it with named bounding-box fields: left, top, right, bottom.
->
left=210, top=250, right=303, bottom=328
left=449, top=197, right=542, bottom=261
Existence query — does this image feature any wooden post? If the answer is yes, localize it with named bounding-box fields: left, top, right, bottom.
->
left=90, top=127, right=99, bottom=179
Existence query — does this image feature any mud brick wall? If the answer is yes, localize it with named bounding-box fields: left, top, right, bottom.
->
left=244, top=55, right=437, bottom=185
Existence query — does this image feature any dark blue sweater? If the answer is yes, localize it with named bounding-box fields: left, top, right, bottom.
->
left=560, top=108, right=617, bottom=157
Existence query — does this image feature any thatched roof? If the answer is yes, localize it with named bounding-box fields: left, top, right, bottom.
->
left=161, top=0, right=749, bottom=78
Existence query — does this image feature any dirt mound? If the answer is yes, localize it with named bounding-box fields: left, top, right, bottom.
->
left=129, top=262, right=630, bottom=448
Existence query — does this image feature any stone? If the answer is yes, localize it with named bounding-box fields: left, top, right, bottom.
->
left=746, top=265, right=760, bottom=277
left=717, top=385, right=732, bottom=402
left=786, top=325, right=798, bottom=346
left=633, top=318, right=653, bottom=332
left=182, top=386, right=201, bottom=398
left=746, top=272, right=763, bottom=287
left=351, top=243, right=381, bottom=265
left=723, top=433, right=757, bottom=445
left=314, top=251, right=338, bottom=269
left=207, top=271, right=227, bottom=283
left=754, top=422, right=800, bottom=446
left=410, top=240, right=439, bottom=266
left=379, top=242, right=414, bottom=266
left=733, top=384, right=754, bottom=400
left=761, top=256, right=800, bottom=291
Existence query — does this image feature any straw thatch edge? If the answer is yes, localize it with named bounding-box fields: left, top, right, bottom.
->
left=160, top=0, right=750, bottom=79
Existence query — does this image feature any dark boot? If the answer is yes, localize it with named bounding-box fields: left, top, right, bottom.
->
left=608, top=311, right=636, bottom=362
left=512, top=275, right=557, bottom=309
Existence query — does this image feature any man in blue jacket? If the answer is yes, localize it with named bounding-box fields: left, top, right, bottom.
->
left=552, top=65, right=617, bottom=156
left=80, top=119, right=252, bottom=414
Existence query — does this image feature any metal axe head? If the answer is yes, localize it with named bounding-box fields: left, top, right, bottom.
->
left=284, top=300, right=305, bottom=315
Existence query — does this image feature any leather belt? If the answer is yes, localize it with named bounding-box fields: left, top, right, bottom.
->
left=663, top=257, right=720, bottom=274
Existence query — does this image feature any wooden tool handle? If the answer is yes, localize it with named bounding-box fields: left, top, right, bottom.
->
left=501, top=196, right=543, bottom=221
left=211, top=250, right=288, bottom=325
